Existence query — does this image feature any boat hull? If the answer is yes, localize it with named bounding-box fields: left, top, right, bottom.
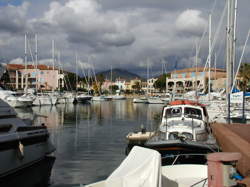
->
left=0, top=137, right=55, bottom=177
left=0, top=156, right=55, bottom=187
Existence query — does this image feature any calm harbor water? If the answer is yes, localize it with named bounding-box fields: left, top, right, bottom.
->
left=15, top=99, right=163, bottom=187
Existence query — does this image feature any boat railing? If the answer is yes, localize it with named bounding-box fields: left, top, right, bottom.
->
left=162, top=153, right=207, bottom=165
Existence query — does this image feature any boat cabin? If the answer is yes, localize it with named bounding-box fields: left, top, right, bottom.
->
left=159, top=100, right=209, bottom=141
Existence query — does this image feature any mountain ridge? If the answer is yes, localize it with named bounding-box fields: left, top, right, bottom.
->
left=96, top=68, right=142, bottom=81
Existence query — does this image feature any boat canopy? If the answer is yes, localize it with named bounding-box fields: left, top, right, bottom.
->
left=169, top=100, right=205, bottom=107
left=105, top=146, right=162, bottom=187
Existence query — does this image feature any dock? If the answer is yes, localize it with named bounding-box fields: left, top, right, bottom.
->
left=211, top=123, right=250, bottom=186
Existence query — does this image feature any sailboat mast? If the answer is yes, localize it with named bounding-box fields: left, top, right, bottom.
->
left=24, top=33, right=28, bottom=91
left=208, top=13, right=212, bottom=101
left=110, top=65, right=112, bottom=93
left=75, top=53, right=78, bottom=92
left=232, top=0, right=238, bottom=83
left=52, top=40, right=55, bottom=71
left=58, top=51, right=61, bottom=91
left=35, top=34, right=38, bottom=92
left=195, top=41, right=198, bottom=100
left=24, top=34, right=27, bottom=71
left=226, top=0, right=237, bottom=122
left=147, top=59, right=149, bottom=96
left=214, top=53, right=217, bottom=80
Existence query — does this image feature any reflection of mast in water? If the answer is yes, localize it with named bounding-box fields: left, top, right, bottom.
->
left=74, top=104, right=79, bottom=149
left=87, top=104, right=91, bottom=152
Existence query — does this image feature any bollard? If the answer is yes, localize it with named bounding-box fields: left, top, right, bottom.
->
left=207, top=152, right=242, bottom=187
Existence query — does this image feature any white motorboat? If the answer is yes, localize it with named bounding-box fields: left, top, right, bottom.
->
left=159, top=100, right=209, bottom=140
left=5, top=95, right=26, bottom=108
left=17, top=94, right=35, bottom=107
left=76, top=94, right=92, bottom=103
left=0, top=90, right=26, bottom=108
left=147, top=96, right=165, bottom=104
left=0, top=99, right=55, bottom=179
left=63, top=92, right=75, bottom=103
left=56, top=96, right=66, bottom=104
left=143, top=100, right=218, bottom=157
left=84, top=146, right=208, bottom=187
left=33, top=94, right=52, bottom=106
left=112, top=94, right=126, bottom=100
left=50, top=95, right=58, bottom=105
left=104, top=95, right=113, bottom=101
left=133, top=97, right=148, bottom=103
left=92, top=95, right=107, bottom=101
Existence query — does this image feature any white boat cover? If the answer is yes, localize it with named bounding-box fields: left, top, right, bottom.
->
left=105, top=146, right=162, bottom=187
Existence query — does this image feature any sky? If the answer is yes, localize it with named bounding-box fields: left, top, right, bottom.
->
left=0, top=0, right=250, bottom=77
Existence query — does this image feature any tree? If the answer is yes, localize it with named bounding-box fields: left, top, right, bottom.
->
left=132, top=81, right=141, bottom=93
left=239, top=63, right=250, bottom=91
left=0, top=70, right=10, bottom=89
left=109, top=85, right=119, bottom=93
left=95, top=74, right=105, bottom=93
left=153, top=73, right=171, bottom=92
left=64, top=72, right=79, bottom=91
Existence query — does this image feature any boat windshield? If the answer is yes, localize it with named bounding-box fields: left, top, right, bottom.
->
left=164, top=107, right=182, bottom=118
left=184, top=107, right=202, bottom=120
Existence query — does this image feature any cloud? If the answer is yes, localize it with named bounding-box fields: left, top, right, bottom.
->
left=0, top=2, right=30, bottom=34
left=0, top=0, right=249, bottom=77
left=38, top=0, right=135, bottom=49
left=9, top=58, right=24, bottom=64
left=175, top=9, right=207, bottom=36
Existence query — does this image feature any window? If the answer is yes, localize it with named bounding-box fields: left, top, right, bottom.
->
left=184, top=107, right=202, bottom=120
left=164, top=107, right=182, bottom=118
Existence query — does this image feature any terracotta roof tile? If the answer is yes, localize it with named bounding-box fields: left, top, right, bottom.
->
left=7, top=64, right=58, bottom=70
left=171, top=67, right=226, bottom=74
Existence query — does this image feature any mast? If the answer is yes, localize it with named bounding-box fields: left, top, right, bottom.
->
left=23, top=33, right=27, bottom=90
left=195, top=41, right=198, bottom=100
left=208, top=13, right=212, bottom=101
left=232, top=0, right=238, bottom=83
left=147, top=59, right=149, bottom=96
left=226, top=0, right=237, bottom=122
left=35, top=34, right=38, bottom=92
left=110, top=65, right=112, bottom=93
left=52, top=40, right=55, bottom=71
left=75, top=53, right=78, bottom=92
left=58, top=51, right=61, bottom=91
left=25, top=34, right=27, bottom=71
left=214, top=53, right=217, bottom=80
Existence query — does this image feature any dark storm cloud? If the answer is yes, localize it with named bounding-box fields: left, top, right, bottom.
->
left=0, top=0, right=249, bottom=77
left=0, top=2, right=29, bottom=33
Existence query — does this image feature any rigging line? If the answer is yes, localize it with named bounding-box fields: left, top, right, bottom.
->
left=28, top=38, right=35, bottom=66
left=196, top=0, right=217, bottom=64
left=203, top=1, right=227, bottom=72
left=190, top=178, right=208, bottom=187
left=80, top=62, right=90, bottom=88
left=57, top=53, right=71, bottom=91
left=231, top=29, right=250, bottom=92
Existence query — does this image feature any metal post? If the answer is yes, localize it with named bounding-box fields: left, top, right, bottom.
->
left=243, top=91, right=245, bottom=121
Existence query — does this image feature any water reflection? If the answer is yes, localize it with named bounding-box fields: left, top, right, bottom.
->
left=14, top=100, right=163, bottom=186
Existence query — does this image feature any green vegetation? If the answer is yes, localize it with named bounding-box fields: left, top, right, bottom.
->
left=153, top=73, right=170, bottom=92
left=109, top=85, right=119, bottom=93
left=132, top=81, right=141, bottom=92
left=239, top=63, right=250, bottom=91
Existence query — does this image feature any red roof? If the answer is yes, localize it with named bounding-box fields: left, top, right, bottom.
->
left=7, top=64, right=58, bottom=70
left=169, top=100, right=206, bottom=107
left=171, top=67, right=226, bottom=74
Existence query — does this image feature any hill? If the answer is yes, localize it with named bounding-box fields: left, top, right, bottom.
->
left=96, top=68, right=142, bottom=81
